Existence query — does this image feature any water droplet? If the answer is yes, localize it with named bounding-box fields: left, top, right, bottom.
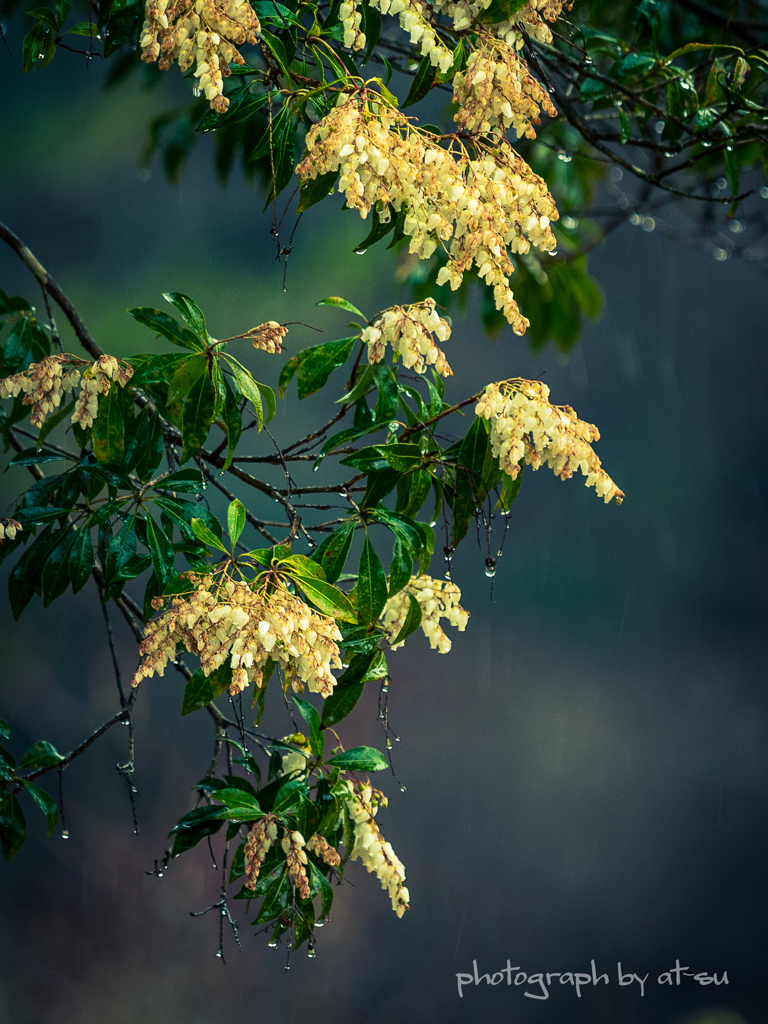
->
left=284, top=964, right=290, bottom=972
left=582, top=55, right=593, bottom=65
left=157, top=871, right=164, bottom=878
left=122, top=719, right=130, bottom=726
left=680, top=79, right=691, bottom=90
left=760, top=186, right=768, bottom=199
left=713, top=247, right=729, bottom=261
left=496, top=549, right=503, bottom=558
left=429, top=520, right=437, bottom=528
left=485, top=556, right=497, bottom=578
left=641, top=217, right=655, bottom=232
left=386, top=738, right=392, bottom=750
left=313, top=464, right=319, bottom=472
left=354, top=248, right=367, bottom=256
left=629, top=212, right=643, bottom=226
left=215, top=951, right=223, bottom=958
left=315, top=920, right=324, bottom=928
left=382, top=683, right=389, bottom=693
left=701, top=140, right=712, bottom=148
left=221, top=907, right=227, bottom=916
left=444, top=572, right=452, bottom=581
left=663, top=151, right=675, bottom=158
left=395, top=735, right=400, bottom=742
left=61, top=829, right=69, bottom=840
left=400, top=785, right=407, bottom=792
left=307, top=948, right=317, bottom=958
left=268, top=939, right=278, bottom=949
left=556, top=149, right=573, bottom=163
left=655, top=120, right=665, bottom=134
left=729, top=220, right=743, bottom=234
left=549, top=249, right=558, bottom=257
left=726, top=142, right=734, bottom=152
left=609, top=166, right=623, bottom=182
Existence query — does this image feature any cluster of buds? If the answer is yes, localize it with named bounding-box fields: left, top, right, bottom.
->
left=453, top=40, right=557, bottom=139
left=296, top=93, right=558, bottom=333
left=244, top=813, right=279, bottom=890
left=0, top=353, right=132, bottom=430
left=248, top=321, right=288, bottom=354
left=381, top=574, right=469, bottom=653
left=340, top=0, right=365, bottom=51
left=494, top=0, right=571, bottom=49
left=340, top=781, right=409, bottom=917
left=281, top=828, right=311, bottom=899
left=132, top=573, right=344, bottom=697
left=0, top=519, right=21, bottom=543
left=140, top=0, right=260, bottom=112
left=362, top=298, right=452, bottom=375
left=371, top=0, right=453, bottom=73
left=307, top=832, right=341, bottom=868
left=475, top=379, right=624, bottom=503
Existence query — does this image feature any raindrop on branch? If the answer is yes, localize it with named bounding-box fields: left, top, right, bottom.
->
left=400, top=785, right=407, bottom=792
left=484, top=557, right=497, bottom=578
left=61, top=829, right=70, bottom=840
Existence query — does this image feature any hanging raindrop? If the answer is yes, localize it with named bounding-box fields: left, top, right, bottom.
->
left=157, top=871, right=164, bottom=878
left=215, top=951, right=223, bottom=958
left=556, top=150, right=573, bottom=163
left=354, top=248, right=367, bottom=256
left=268, top=939, right=278, bottom=949
left=315, top=920, right=325, bottom=928
left=307, top=948, right=317, bottom=958
left=496, top=549, right=503, bottom=558
left=394, top=736, right=401, bottom=742
left=386, top=738, right=392, bottom=750
left=61, top=829, right=70, bottom=840
left=400, top=785, right=407, bottom=792
left=485, top=557, right=497, bottom=578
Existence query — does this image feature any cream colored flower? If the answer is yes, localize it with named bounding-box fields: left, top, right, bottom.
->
left=371, top=0, right=453, bottom=73
left=475, top=378, right=624, bottom=503
left=340, top=780, right=409, bottom=917
left=244, top=813, right=279, bottom=889
left=340, top=0, right=366, bottom=50
left=362, top=298, right=452, bottom=375
left=249, top=321, right=288, bottom=354
left=282, top=827, right=311, bottom=898
left=381, top=574, right=469, bottom=653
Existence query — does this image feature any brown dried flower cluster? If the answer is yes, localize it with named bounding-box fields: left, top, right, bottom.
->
left=248, top=321, right=289, bottom=354
left=132, top=572, right=344, bottom=697
left=475, top=378, right=624, bottom=503
left=307, top=832, right=341, bottom=868
left=140, top=0, right=260, bottom=112
left=454, top=40, right=557, bottom=139
left=361, top=298, right=452, bottom=375
left=244, top=813, right=279, bottom=889
left=296, top=92, right=558, bottom=334
left=0, top=353, right=133, bottom=430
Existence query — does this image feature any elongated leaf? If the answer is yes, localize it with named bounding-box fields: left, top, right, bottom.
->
left=220, top=376, right=242, bottom=472
left=392, top=592, right=422, bottom=645
left=388, top=535, right=413, bottom=597
left=402, top=54, right=436, bottom=108
left=297, top=337, right=357, bottom=400
left=0, top=793, right=25, bottom=861
left=292, top=574, right=357, bottom=623
left=23, top=782, right=57, bottom=835
left=254, top=868, right=290, bottom=923
left=315, top=296, right=366, bottom=319
left=92, top=387, right=125, bottom=465
left=311, top=522, right=355, bottom=584
left=127, top=307, right=202, bottom=350
left=166, top=352, right=208, bottom=406
left=181, top=664, right=233, bottom=716
left=145, top=514, right=175, bottom=584
left=162, top=292, right=209, bottom=342
left=308, top=860, right=334, bottom=920
left=9, top=526, right=57, bottom=619
left=67, top=527, right=95, bottom=593
left=326, top=746, right=388, bottom=771
left=181, top=373, right=215, bottom=461
left=293, top=695, right=323, bottom=758
left=41, top=529, right=77, bottom=606
left=356, top=534, right=388, bottom=624
left=227, top=499, right=246, bottom=547
left=297, top=169, right=339, bottom=213
left=228, top=362, right=264, bottom=430
left=8, top=447, right=68, bottom=468
left=190, top=517, right=228, bottom=552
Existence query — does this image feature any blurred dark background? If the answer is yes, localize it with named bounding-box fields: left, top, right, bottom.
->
left=1, top=36, right=767, bottom=1024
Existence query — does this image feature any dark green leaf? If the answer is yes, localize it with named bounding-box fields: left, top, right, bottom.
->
left=311, top=522, right=355, bottom=584
left=254, top=868, right=289, bottom=923
left=166, top=352, right=208, bottom=406
left=308, top=860, right=334, bottom=920
left=0, top=792, right=25, bottom=861
left=402, top=53, right=436, bottom=108
left=18, top=740, right=65, bottom=772
left=8, top=527, right=56, bottom=619
left=181, top=663, right=233, bottom=715
left=297, top=169, right=339, bottom=213
left=40, top=529, right=76, bottom=607
left=388, top=535, right=412, bottom=597
left=162, top=292, right=209, bottom=342
left=92, top=387, right=125, bottom=465
left=293, top=695, right=323, bottom=758
left=297, top=337, right=357, bottom=400
left=228, top=361, right=264, bottom=430
left=8, top=447, right=69, bottom=468
left=356, top=534, right=387, bottom=624
left=352, top=206, right=396, bottom=254
left=181, top=373, right=215, bottom=461
left=227, top=499, right=246, bottom=547
left=315, top=296, right=366, bottom=319
left=145, top=514, right=175, bottom=584
left=292, top=574, right=357, bottom=622
left=23, top=782, right=57, bottom=835
left=67, top=527, right=94, bottom=594
left=127, top=307, right=203, bottom=350
left=392, top=592, right=422, bottom=644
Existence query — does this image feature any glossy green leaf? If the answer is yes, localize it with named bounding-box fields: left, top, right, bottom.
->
left=18, top=740, right=65, bottom=772
left=0, top=792, right=25, bottom=861
left=315, top=296, right=366, bottom=319
left=126, top=307, right=203, bottom=350
left=308, top=860, right=334, bottom=920
left=66, top=526, right=94, bottom=595
left=297, top=337, right=357, bottom=400
left=23, top=782, right=57, bottom=835
left=181, top=663, right=233, bottom=715
left=388, top=535, right=413, bottom=597
left=166, top=352, right=208, bottom=406
left=227, top=499, right=246, bottom=547
left=311, top=522, right=355, bottom=584
left=181, top=372, right=215, bottom=461
left=326, top=745, right=388, bottom=772
left=293, top=695, right=323, bottom=758
left=228, top=362, right=264, bottom=430
left=292, top=574, right=357, bottom=623
left=297, top=169, right=340, bottom=213
left=145, top=514, right=175, bottom=584
left=356, top=534, right=388, bottom=624
left=92, top=387, right=125, bottom=465
left=162, top=292, right=209, bottom=342
left=190, top=517, right=229, bottom=552
left=402, top=53, right=436, bottom=108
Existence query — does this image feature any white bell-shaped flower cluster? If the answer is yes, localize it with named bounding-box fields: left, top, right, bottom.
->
left=307, top=832, right=341, bottom=867
left=340, top=781, right=410, bottom=918
left=132, top=573, right=344, bottom=697
left=475, top=379, right=624, bottom=503
left=371, top=0, right=453, bottom=73
left=0, top=519, right=21, bottom=543
left=340, top=0, right=365, bottom=50
left=430, top=0, right=567, bottom=43
left=381, top=574, right=469, bottom=653
left=454, top=41, right=557, bottom=139
left=0, top=352, right=132, bottom=430
left=362, top=298, right=452, bottom=375
left=244, top=813, right=279, bottom=890
left=249, top=320, right=289, bottom=354
left=140, top=0, right=260, bottom=112
left=296, top=93, right=558, bottom=334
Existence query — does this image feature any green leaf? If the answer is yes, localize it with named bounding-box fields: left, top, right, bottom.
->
left=291, top=574, right=357, bottom=623
left=292, top=696, right=323, bottom=758
left=315, top=296, right=366, bottom=319
left=170, top=808, right=225, bottom=856
left=190, top=517, right=229, bottom=552
left=724, top=148, right=740, bottom=197
left=8, top=447, right=69, bottom=468
left=311, top=522, right=355, bottom=584
left=297, top=337, right=357, bottom=400
left=388, top=535, right=413, bottom=597
left=126, top=307, right=203, bottom=350
left=618, top=107, right=632, bottom=144
left=66, top=21, right=101, bottom=36
left=92, top=387, right=125, bottom=465
left=257, top=381, right=276, bottom=423
left=402, top=54, right=436, bottom=108
left=356, top=534, right=388, bottom=624
left=352, top=207, right=397, bottom=254
left=227, top=499, right=246, bottom=547
left=145, top=514, right=175, bottom=584
left=259, top=27, right=290, bottom=75
left=22, top=23, right=46, bottom=73
left=41, top=529, right=77, bottom=607
left=220, top=376, right=243, bottom=471
left=162, top=292, right=209, bottom=342
left=0, top=792, right=25, bottom=861
left=326, top=746, right=388, bottom=772
left=166, top=352, right=208, bottom=406
left=228, top=361, right=265, bottom=430
left=396, top=469, right=432, bottom=518
left=181, top=373, right=215, bottom=461
left=497, top=460, right=523, bottom=511
left=297, top=169, right=339, bottom=213
left=308, top=860, right=334, bottom=920
left=18, top=740, right=65, bottom=772
left=181, top=663, right=233, bottom=716
left=254, top=868, right=289, bottom=923
left=23, top=782, right=57, bottom=835
left=392, top=591, right=422, bottom=644
left=376, top=442, right=425, bottom=472
left=0, top=719, right=9, bottom=741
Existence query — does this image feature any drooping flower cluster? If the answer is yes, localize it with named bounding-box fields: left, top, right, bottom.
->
left=381, top=575, right=469, bottom=653
left=281, top=828, right=311, bottom=899
left=140, top=0, right=260, bottom=112
left=340, top=780, right=409, bottom=917
left=454, top=40, right=557, bottom=139
left=0, top=519, right=21, bottom=543
left=370, top=0, right=453, bottom=73
left=248, top=321, right=289, bottom=354
left=362, top=298, right=452, bottom=375
left=296, top=93, right=558, bottom=333
left=307, top=832, right=341, bottom=868
left=430, top=0, right=568, bottom=43
left=0, top=353, right=133, bottom=430
left=475, top=379, right=624, bottom=503
left=132, top=573, right=344, bottom=697
left=340, top=0, right=366, bottom=50
left=244, top=813, right=279, bottom=890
